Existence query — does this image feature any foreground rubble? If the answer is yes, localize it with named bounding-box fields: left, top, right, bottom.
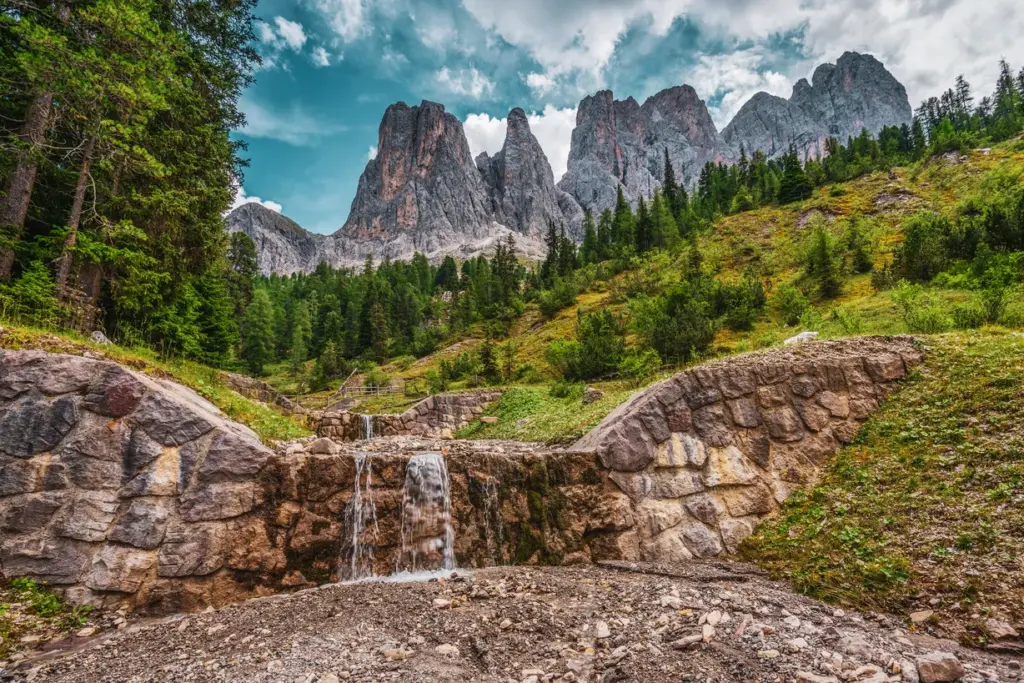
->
left=9, top=564, right=1020, bottom=683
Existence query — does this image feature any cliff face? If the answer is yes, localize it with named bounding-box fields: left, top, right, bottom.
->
left=722, top=52, right=913, bottom=161
left=477, top=108, right=584, bottom=240
left=558, top=85, right=725, bottom=219
left=238, top=52, right=913, bottom=273
left=225, top=203, right=327, bottom=276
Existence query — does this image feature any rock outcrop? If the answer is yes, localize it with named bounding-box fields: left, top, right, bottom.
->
left=225, top=203, right=327, bottom=276
left=477, top=108, right=584, bottom=240
left=723, top=52, right=913, bottom=161
left=572, top=336, right=923, bottom=562
left=558, top=85, right=725, bottom=219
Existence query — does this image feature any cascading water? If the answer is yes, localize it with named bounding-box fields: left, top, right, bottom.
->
left=337, top=452, right=378, bottom=581
left=362, top=414, right=374, bottom=440
left=397, top=453, right=455, bottom=573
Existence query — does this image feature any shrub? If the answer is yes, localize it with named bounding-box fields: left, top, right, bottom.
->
left=424, top=368, right=446, bottom=394
left=628, top=278, right=719, bottom=363
left=772, top=284, right=810, bottom=326
left=890, top=281, right=953, bottom=333
left=845, top=218, right=875, bottom=274
left=951, top=302, right=987, bottom=329
left=892, top=212, right=953, bottom=282
left=363, top=366, right=391, bottom=390
left=538, top=278, right=578, bottom=318
left=831, top=308, right=865, bottom=335
left=829, top=184, right=847, bottom=197
left=544, top=339, right=582, bottom=379
left=392, top=355, right=416, bottom=371
left=545, top=309, right=626, bottom=381
left=549, top=379, right=584, bottom=399
left=719, top=276, right=766, bottom=332
left=801, top=218, right=845, bottom=298
left=618, top=349, right=662, bottom=388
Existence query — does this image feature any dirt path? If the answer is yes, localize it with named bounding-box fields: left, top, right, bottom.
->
left=11, top=564, right=1022, bottom=682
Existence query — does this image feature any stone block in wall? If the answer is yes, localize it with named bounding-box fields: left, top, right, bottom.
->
left=789, top=374, right=820, bottom=399
left=641, top=527, right=693, bottom=563
left=637, top=498, right=685, bottom=538
left=734, top=428, right=771, bottom=469
left=120, top=445, right=180, bottom=498
left=85, top=545, right=156, bottom=593
left=718, top=366, right=757, bottom=399
left=678, top=372, right=722, bottom=408
left=131, top=392, right=215, bottom=446
left=179, top=481, right=261, bottom=522
left=692, top=403, right=733, bottom=447
left=655, top=433, right=707, bottom=468
left=763, top=406, right=805, bottom=442
left=0, top=456, right=42, bottom=496
left=0, top=350, right=97, bottom=398
left=0, top=394, right=80, bottom=458
left=683, top=492, right=723, bottom=527
left=793, top=397, right=832, bottom=432
left=816, top=391, right=850, bottom=418
left=1, top=536, right=93, bottom=584
left=702, top=446, right=759, bottom=487
left=608, top=470, right=652, bottom=502
left=108, top=499, right=171, bottom=549
left=677, top=516, right=723, bottom=558
left=726, top=396, right=762, bottom=428
left=719, top=517, right=756, bottom=553
left=54, top=490, right=120, bottom=542
left=83, top=367, right=147, bottom=417
left=586, top=493, right=635, bottom=532
left=196, top=430, right=273, bottom=483
left=720, top=484, right=776, bottom=517
left=650, top=469, right=704, bottom=499
left=2, top=491, right=67, bottom=532
left=157, top=521, right=226, bottom=577
left=865, top=354, right=906, bottom=382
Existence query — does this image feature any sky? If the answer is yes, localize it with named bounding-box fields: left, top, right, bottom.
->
left=232, top=0, right=1024, bottom=234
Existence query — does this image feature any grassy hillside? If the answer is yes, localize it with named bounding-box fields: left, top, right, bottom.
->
left=0, top=324, right=311, bottom=444
left=741, top=330, right=1024, bottom=645
left=281, top=140, right=1024, bottom=441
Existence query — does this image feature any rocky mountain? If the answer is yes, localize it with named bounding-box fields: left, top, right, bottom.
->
left=560, top=51, right=912, bottom=218
left=225, top=203, right=326, bottom=276
left=558, top=85, right=726, bottom=220
left=235, top=52, right=913, bottom=274
left=722, top=51, right=913, bottom=161
left=476, top=108, right=584, bottom=240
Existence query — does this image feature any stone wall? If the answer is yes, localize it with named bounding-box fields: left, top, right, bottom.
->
left=0, top=338, right=922, bottom=614
left=571, top=336, right=923, bottom=563
left=318, top=390, right=503, bottom=440
left=0, top=350, right=275, bottom=612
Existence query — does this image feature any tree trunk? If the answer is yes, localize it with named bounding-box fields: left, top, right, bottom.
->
left=55, top=136, right=96, bottom=294
left=0, top=91, right=54, bottom=280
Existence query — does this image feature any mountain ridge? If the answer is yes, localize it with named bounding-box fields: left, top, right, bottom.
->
left=230, top=51, right=913, bottom=275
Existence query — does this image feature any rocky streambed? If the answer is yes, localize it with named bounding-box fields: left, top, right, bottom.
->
left=11, top=563, right=1021, bottom=682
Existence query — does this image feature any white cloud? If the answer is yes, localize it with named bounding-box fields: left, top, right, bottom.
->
left=459, top=0, right=1024, bottom=110
left=230, top=185, right=283, bottom=214
left=368, top=145, right=378, bottom=160
left=436, top=67, right=496, bottom=99
left=239, top=96, right=346, bottom=146
left=273, top=17, right=307, bottom=51
left=464, top=105, right=577, bottom=181
left=524, top=72, right=556, bottom=96
left=687, top=48, right=793, bottom=128
left=309, top=0, right=369, bottom=42
left=311, top=46, right=332, bottom=67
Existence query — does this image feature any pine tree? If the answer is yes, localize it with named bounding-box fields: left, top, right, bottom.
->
left=241, top=289, right=276, bottom=375
left=777, top=147, right=814, bottom=204
left=634, top=196, right=652, bottom=253
left=612, top=186, right=635, bottom=252
left=596, top=209, right=614, bottom=259
left=580, top=211, right=598, bottom=264
left=289, top=301, right=312, bottom=371
left=911, top=118, right=928, bottom=158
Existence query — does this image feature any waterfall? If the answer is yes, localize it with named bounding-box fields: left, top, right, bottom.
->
left=481, top=480, right=505, bottom=565
left=398, top=453, right=455, bottom=573
left=337, top=452, right=378, bottom=581
left=362, top=414, right=374, bottom=440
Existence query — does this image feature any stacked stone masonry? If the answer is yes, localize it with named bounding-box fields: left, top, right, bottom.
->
left=317, top=390, right=503, bottom=440
left=571, top=336, right=923, bottom=564
left=0, top=337, right=921, bottom=614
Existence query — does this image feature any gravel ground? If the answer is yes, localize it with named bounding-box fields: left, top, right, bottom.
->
left=7, top=562, right=1022, bottom=683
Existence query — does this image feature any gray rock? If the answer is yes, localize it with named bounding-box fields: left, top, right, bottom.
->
left=54, top=490, right=120, bottom=542
left=85, top=544, right=156, bottom=593
left=132, top=391, right=215, bottom=446
left=226, top=202, right=326, bottom=276
left=915, top=652, right=965, bottom=682
left=478, top=108, right=583, bottom=240
left=89, top=330, right=112, bottom=346
left=108, top=500, right=171, bottom=549
left=0, top=394, right=80, bottom=458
